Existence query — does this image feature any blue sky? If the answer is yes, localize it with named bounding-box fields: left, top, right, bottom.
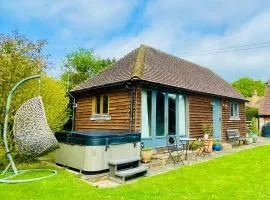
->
left=1, top=0, right=270, bottom=82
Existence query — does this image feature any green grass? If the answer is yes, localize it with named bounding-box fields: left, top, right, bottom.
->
left=1, top=145, right=270, bottom=200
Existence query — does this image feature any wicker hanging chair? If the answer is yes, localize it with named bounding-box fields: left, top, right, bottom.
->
left=13, top=96, right=59, bottom=156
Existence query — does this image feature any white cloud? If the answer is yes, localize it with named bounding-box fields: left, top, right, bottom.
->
left=95, top=1, right=270, bottom=81
left=2, top=0, right=270, bottom=81
left=1, top=0, right=139, bottom=33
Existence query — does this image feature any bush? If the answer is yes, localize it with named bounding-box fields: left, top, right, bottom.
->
left=190, top=141, right=203, bottom=150
left=250, top=117, right=258, bottom=134
left=245, top=106, right=258, bottom=121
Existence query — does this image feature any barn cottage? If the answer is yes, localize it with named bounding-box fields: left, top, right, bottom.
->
left=71, top=45, right=248, bottom=149
left=259, top=81, right=270, bottom=131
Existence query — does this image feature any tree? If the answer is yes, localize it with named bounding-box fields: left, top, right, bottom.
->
left=232, top=77, right=266, bottom=97
left=38, top=77, right=70, bottom=132
left=245, top=106, right=259, bottom=121
left=61, top=48, right=115, bottom=89
left=0, top=32, right=69, bottom=133
left=250, top=117, right=258, bottom=134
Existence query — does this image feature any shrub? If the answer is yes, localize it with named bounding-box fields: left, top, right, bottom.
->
left=245, top=106, right=258, bottom=121
left=190, top=141, right=203, bottom=150
left=202, top=123, right=213, bottom=137
left=250, top=117, right=258, bottom=134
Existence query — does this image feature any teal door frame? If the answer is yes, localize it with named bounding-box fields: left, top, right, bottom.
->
left=213, top=98, right=221, bottom=139
left=141, top=90, right=188, bottom=148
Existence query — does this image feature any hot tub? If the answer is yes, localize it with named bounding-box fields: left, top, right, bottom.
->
left=55, top=130, right=141, bottom=174
left=262, top=123, right=270, bottom=137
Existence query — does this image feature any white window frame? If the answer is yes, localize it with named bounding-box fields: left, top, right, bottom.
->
left=230, top=102, right=240, bottom=120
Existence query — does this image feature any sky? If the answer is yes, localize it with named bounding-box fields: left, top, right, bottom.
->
left=1, top=0, right=270, bottom=82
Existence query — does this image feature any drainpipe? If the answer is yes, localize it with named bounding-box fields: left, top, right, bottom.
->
left=67, top=74, right=76, bottom=131
left=68, top=92, right=76, bottom=131
left=129, top=86, right=136, bottom=132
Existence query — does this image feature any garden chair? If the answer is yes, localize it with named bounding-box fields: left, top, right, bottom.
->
left=226, top=129, right=245, bottom=146
left=166, top=135, right=184, bottom=165
left=0, top=76, right=58, bottom=183
left=196, top=138, right=212, bottom=157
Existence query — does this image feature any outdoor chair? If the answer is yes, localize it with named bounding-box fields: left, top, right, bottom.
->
left=166, top=135, right=184, bottom=165
left=226, top=129, right=245, bottom=146
left=196, top=138, right=212, bottom=157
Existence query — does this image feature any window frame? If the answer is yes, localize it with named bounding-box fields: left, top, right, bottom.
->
left=91, top=94, right=110, bottom=120
left=230, top=102, right=240, bottom=120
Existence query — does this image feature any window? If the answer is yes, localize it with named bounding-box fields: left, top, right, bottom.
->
left=95, top=95, right=101, bottom=114
left=168, top=94, right=176, bottom=134
left=103, top=95, right=108, bottom=114
left=156, top=92, right=165, bottom=136
left=91, top=94, right=110, bottom=120
left=141, top=90, right=152, bottom=138
left=230, top=102, right=240, bottom=120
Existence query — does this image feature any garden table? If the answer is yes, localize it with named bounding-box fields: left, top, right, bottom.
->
left=179, top=138, right=197, bottom=160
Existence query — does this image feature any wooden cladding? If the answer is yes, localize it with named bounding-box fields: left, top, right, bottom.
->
left=189, top=95, right=247, bottom=141
left=133, top=88, right=142, bottom=132
left=75, top=88, right=141, bottom=132
left=74, top=86, right=246, bottom=140
left=221, top=100, right=247, bottom=140
left=188, top=95, right=213, bottom=138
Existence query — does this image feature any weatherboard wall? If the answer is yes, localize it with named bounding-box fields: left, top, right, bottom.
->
left=74, top=88, right=141, bottom=132
left=74, top=87, right=247, bottom=142
left=188, top=95, right=247, bottom=140
left=188, top=95, right=214, bottom=138
left=221, top=100, right=247, bottom=140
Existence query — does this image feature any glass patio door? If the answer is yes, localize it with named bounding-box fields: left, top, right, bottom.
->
left=168, top=94, right=176, bottom=135
left=141, top=90, right=188, bottom=148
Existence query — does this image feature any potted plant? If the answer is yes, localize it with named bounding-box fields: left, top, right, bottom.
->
left=141, top=147, right=153, bottom=163
left=190, top=140, right=203, bottom=155
left=212, top=140, right=222, bottom=151
left=202, top=123, right=213, bottom=152
left=244, top=137, right=253, bottom=145
left=249, top=117, right=258, bottom=143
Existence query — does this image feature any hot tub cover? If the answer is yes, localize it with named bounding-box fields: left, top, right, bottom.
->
left=55, top=130, right=141, bottom=146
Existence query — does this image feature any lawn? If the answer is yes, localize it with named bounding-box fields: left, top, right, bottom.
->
left=1, top=145, right=270, bottom=200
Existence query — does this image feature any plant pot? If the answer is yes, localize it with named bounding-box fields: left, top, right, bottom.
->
left=252, top=137, right=258, bottom=143
left=212, top=144, right=222, bottom=151
left=244, top=138, right=253, bottom=145
left=194, top=148, right=203, bottom=155
left=203, top=139, right=213, bottom=153
left=141, top=150, right=153, bottom=163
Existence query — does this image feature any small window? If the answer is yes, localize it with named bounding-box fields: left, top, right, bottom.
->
left=95, top=95, right=101, bottom=114
left=230, top=102, right=239, bottom=119
left=93, top=94, right=109, bottom=115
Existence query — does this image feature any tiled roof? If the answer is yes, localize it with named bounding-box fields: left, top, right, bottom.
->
left=73, top=45, right=246, bottom=101
left=259, top=85, right=270, bottom=116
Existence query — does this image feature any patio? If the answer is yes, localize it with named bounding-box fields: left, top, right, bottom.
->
left=78, top=136, right=270, bottom=188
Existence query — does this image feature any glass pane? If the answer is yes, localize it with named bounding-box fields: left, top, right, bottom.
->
left=236, top=104, right=239, bottom=117
left=147, top=91, right=152, bottom=136
left=230, top=103, right=234, bottom=116
left=103, top=95, right=108, bottom=114
left=168, top=94, right=176, bottom=134
left=156, top=92, right=165, bottom=136
left=179, top=95, right=186, bottom=136
left=95, top=95, right=100, bottom=114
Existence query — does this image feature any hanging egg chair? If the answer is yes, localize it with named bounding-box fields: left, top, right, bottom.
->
left=0, top=75, right=58, bottom=183
left=13, top=96, right=59, bottom=156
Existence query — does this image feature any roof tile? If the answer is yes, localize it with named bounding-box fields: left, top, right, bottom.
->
left=73, top=45, right=246, bottom=101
